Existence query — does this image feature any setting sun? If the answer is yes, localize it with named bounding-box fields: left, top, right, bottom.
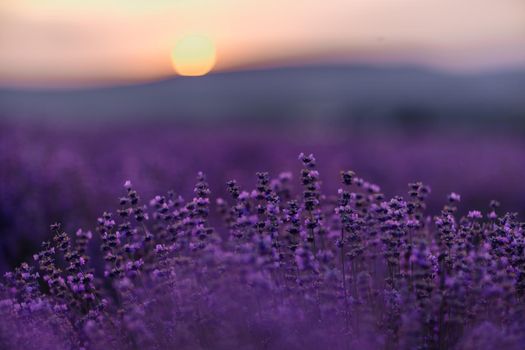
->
left=171, top=35, right=216, bottom=77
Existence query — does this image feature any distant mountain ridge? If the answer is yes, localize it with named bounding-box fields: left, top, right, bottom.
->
left=1, top=65, right=524, bottom=129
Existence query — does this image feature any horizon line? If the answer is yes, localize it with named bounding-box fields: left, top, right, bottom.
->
left=1, top=60, right=525, bottom=91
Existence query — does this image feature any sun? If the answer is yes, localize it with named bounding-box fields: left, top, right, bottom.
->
left=171, top=35, right=216, bottom=77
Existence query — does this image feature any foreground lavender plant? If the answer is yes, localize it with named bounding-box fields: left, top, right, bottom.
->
left=1, top=154, right=524, bottom=350
left=2, top=123, right=525, bottom=271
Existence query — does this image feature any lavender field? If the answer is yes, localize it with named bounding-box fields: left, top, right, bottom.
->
left=2, top=2, right=525, bottom=346
left=1, top=120, right=525, bottom=349
left=2, top=122, right=524, bottom=269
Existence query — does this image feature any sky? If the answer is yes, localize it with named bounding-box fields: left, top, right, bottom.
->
left=1, top=0, right=525, bottom=86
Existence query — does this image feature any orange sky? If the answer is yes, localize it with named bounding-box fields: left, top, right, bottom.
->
left=1, top=0, right=525, bottom=86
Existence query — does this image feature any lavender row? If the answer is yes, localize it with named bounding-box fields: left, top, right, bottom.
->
left=2, top=123, right=524, bottom=271
left=1, top=153, right=525, bottom=349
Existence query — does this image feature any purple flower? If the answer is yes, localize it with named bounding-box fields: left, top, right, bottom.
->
left=468, top=210, right=483, bottom=219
